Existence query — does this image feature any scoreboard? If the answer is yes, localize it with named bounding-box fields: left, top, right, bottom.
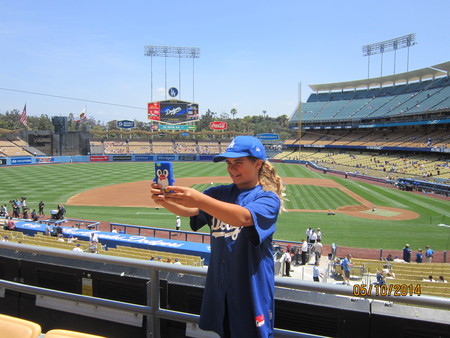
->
left=148, top=100, right=198, bottom=123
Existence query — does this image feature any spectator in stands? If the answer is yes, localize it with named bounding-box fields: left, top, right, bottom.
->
left=316, top=228, right=322, bottom=241
left=56, top=204, right=66, bottom=220
left=423, top=275, right=435, bottom=282
left=306, top=227, right=312, bottom=242
left=22, top=206, right=29, bottom=220
left=38, top=201, right=45, bottom=216
left=54, top=224, right=63, bottom=237
left=89, top=232, right=99, bottom=245
left=57, top=234, right=65, bottom=242
left=2, top=236, right=9, bottom=242
left=313, top=262, right=323, bottom=282
left=312, top=239, right=323, bottom=264
left=72, top=243, right=83, bottom=252
left=150, top=135, right=283, bottom=337
left=415, top=249, right=423, bottom=263
left=283, top=247, right=292, bottom=277
left=425, top=245, right=434, bottom=263
left=0, top=204, right=7, bottom=217
left=45, top=224, right=52, bottom=236
left=7, top=217, right=16, bottom=231
left=11, top=201, right=20, bottom=218
left=382, top=265, right=395, bottom=279
left=309, top=229, right=317, bottom=244
left=403, top=244, right=411, bottom=262
left=31, top=209, right=38, bottom=221
left=174, top=258, right=182, bottom=265
left=375, top=269, right=386, bottom=285
left=438, top=276, right=448, bottom=283
left=112, top=227, right=118, bottom=233
left=21, top=197, right=27, bottom=215
left=385, top=253, right=393, bottom=261
left=300, top=239, right=308, bottom=265
left=341, top=254, right=354, bottom=285
left=150, top=256, right=155, bottom=261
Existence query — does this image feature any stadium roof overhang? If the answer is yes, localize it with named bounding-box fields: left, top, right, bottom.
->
left=309, top=61, right=450, bottom=93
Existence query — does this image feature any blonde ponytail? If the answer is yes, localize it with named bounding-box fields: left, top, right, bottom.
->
left=258, top=160, right=286, bottom=212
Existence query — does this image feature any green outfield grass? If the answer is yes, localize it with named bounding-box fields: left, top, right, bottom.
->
left=0, top=161, right=449, bottom=251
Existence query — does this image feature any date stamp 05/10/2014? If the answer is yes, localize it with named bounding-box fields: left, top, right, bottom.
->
left=352, top=283, right=422, bottom=297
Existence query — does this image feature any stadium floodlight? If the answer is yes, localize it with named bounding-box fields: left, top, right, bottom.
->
left=144, top=45, right=200, bottom=101
left=362, top=33, right=417, bottom=78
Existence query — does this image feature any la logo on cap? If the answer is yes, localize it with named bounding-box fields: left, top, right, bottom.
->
left=228, top=139, right=235, bottom=149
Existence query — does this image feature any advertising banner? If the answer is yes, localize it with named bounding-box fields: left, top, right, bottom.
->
left=257, top=133, right=279, bottom=140
left=90, top=156, right=109, bottom=162
left=117, top=120, right=135, bottom=129
left=160, top=101, right=187, bottom=122
left=134, top=155, right=154, bottom=161
left=156, top=155, right=176, bottom=161
left=36, top=157, right=55, bottom=163
left=179, top=155, right=196, bottom=161
left=148, top=102, right=160, bottom=121
left=210, top=121, right=227, bottom=130
left=112, top=155, right=132, bottom=161
left=11, top=157, right=32, bottom=165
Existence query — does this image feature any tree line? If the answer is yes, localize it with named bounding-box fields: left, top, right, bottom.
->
left=0, top=108, right=294, bottom=140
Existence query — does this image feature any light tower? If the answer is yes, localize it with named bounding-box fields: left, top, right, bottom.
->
left=144, top=45, right=200, bottom=101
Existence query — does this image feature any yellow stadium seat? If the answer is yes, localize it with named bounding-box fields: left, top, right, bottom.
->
left=0, top=314, right=41, bottom=338
left=45, top=329, right=106, bottom=338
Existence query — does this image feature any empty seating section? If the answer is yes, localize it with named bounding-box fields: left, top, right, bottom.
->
left=0, top=140, right=31, bottom=157
left=0, top=229, right=103, bottom=253
left=89, top=141, right=103, bottom=155
left=198, top=141, right=221, bottom=154
left=303, top=77, right=450, bottom=121
left=87, top=140, right=225, bottom=155
left=151, top=141, right=174, bottom=153
left=388, top=262, right=450, bottom=298
left=174, top=140, right=197, bottom=153
left=128, top=141, right=151, bottom=154
left=103, top=141, right=127, bottom=154
left=294, top=149, right=450, bottom=179
left=333, top=98, right=372, bottom=119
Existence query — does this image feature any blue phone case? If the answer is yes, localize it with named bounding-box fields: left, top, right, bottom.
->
left=154, top=162, right=175, bottom=189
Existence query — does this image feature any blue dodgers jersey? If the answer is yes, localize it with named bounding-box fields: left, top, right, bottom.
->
left=190, top=184, right=280, bottom=338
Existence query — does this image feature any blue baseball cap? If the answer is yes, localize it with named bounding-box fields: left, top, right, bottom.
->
left=213, top=136, right=266, bottom=162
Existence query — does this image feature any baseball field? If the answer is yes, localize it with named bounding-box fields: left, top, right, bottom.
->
left=1, top=161, right=449, bottom=251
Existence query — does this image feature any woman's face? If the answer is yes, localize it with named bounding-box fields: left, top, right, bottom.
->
left=225, top=157, right=262, bottom=189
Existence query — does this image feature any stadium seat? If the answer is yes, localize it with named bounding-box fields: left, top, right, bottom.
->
left=0, top=314, right=41, bottom=338
left=45, top=329, right=106, bottom=338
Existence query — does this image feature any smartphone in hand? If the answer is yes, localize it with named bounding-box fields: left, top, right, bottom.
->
left=154, top=162, right=174, bottom=190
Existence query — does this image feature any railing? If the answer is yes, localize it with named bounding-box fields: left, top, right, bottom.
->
left=109, top=222, right=211, bottom=243
left=0, top=241, right=449, bottom=338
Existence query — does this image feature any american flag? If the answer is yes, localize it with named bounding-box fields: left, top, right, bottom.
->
left=77, top=107, right=87, bottom=122
left=20, top=104, right=28, bottom=127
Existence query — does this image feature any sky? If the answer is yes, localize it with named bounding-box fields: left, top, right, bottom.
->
left=1, top=0, right=449, bottom=123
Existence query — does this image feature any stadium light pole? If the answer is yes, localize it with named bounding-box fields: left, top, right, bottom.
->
left=297, top=82, right=302, bottom=160
left=362, top=33, right=417, bottom=78
left=144, top=45, right=200, bottom=102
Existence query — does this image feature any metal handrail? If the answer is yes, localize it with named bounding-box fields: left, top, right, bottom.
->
left=0, top=241, right=449, bottom=338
